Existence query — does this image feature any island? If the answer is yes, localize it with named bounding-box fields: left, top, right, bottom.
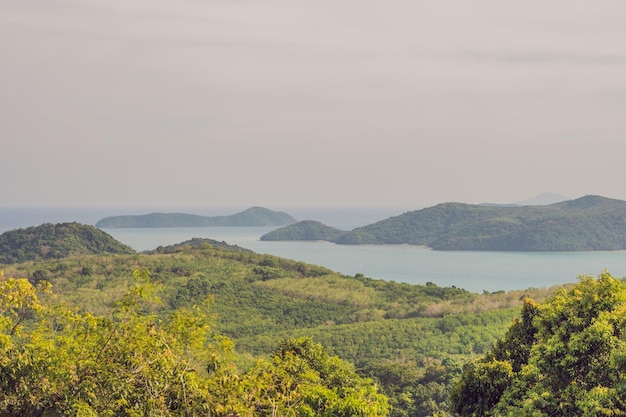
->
left=260, top=195, right=626, bottom=251
left=260, top=220, right=346, bottom=242
left=95, top=206, right=296, bottom=228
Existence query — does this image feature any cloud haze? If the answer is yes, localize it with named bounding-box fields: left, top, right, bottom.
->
left=2, top=0, right=626, bottom=208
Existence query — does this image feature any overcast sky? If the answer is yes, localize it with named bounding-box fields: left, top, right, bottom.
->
left=2, top=0, right=626, bottom=209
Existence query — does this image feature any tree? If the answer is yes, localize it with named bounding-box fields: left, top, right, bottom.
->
left=488, top=297, right=540, bottom=372
left=449, top=360, right=513, bottom=417
left=450, top=271, right=626, bottom=416
left=242, top=337, right=390, bottom=417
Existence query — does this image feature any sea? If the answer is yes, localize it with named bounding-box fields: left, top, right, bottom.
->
left=2, top=206, right=625, bottom=293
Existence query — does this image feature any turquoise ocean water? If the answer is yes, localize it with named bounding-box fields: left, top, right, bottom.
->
left=103, top=226, right=626, bottom=293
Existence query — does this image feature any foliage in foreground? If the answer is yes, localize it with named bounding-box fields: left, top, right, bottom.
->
left=450, top=271, right=626, bottom=416
left=0, top=270, right=389, bottom=417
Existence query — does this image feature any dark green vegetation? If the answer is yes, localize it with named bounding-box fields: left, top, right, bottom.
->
left=262, top=195, right=626, bottom=251
left=261, top=220, right=346, bottom=241
left=0, top=222, right=135, bottom=264
left=96, top=206, right=296, bottom=228
left=450, top=271, right=626, bottom=416
left=152, top=237, right=252, bottom=254
left=1, top=229, right=557, bottom=417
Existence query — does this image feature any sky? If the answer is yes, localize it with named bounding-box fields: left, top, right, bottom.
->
left=2, top=0, right=626, bottom=210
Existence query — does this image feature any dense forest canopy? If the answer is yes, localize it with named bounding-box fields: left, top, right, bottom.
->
left=262, top=195, right=626, bottom=251
left=0, top=269, right=389, bottom=416
left=0, top=227, right=550, bottom=416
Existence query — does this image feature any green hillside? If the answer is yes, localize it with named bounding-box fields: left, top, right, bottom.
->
left=0, top=222, right=135, bottom=264
left=262, top=195, right=626, bottom=251
left=0, top=240, right=552, bottom=416
left=95, top=206, right=297, bottom=228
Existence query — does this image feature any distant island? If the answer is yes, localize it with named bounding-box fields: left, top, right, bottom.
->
left=261, top=195, right=626, bottom=251
left=96, top=206, right=296, bottom=228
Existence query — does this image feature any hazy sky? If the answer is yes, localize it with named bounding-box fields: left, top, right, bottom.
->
left=3, top=0, right=626, bottom=209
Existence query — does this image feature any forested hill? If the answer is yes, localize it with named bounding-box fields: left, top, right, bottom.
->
left=0, top=222, right=135, bottom=264
left=262, top=195, right=626, bottom=251
left=149, top=237, right=252, bottom=253
left=95, top=206, right=296, bottom=228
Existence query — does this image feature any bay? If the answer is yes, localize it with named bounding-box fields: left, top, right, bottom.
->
left=2, top=207, right=625, bottom=293
left=102, top=226, right=626, bottom=293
